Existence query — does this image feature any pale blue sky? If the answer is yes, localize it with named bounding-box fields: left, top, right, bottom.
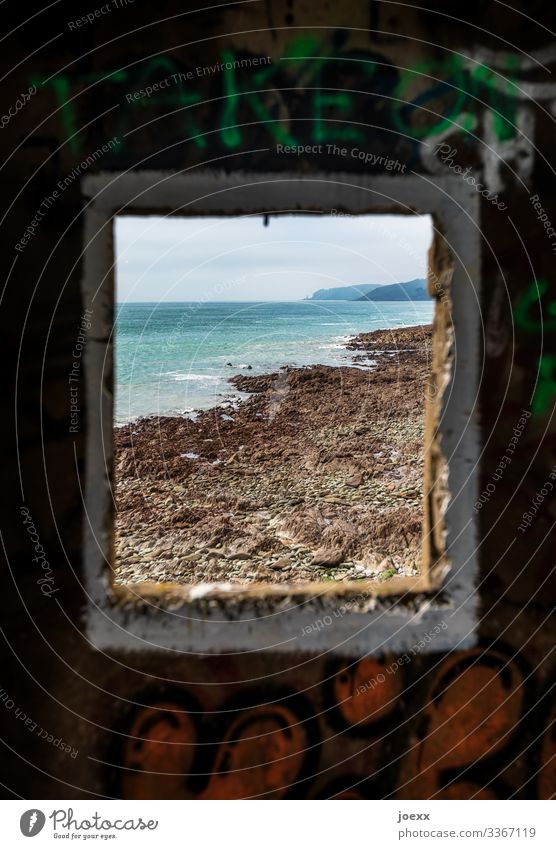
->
left=115, top=214, right=432, bottom=302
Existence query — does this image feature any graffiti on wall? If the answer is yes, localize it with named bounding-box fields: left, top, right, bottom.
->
left=108, top=644, right=553, bottom=799
left=28, top=36, right=556, bottom=188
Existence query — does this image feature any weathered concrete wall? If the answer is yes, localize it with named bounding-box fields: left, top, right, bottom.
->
left=1, top=0, right=555, bottom=798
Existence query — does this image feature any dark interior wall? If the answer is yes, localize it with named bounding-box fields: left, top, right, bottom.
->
left=1, top=0, right=555, bottom=799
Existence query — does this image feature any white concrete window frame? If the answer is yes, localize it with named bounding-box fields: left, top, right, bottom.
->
left=81, top=170, right=480, bottom=656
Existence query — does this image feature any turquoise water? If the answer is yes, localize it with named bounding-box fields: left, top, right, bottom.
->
left=115, top=300, right=434, bottom=423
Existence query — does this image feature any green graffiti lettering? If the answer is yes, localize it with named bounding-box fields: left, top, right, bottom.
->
left=533, top=355, right=556, bottom=416
left=28, top=37, right=531, bottom=156
left=514, top=279, right=556, bottom=417
left=393, top=54, right=521, bottom=142
left=282, top=34, right=322, bottom=61
left=470, top=56, right=520, bottom=142
left=32, top=70, right=128, bottom=154
left=514, top=278, right=556, bottom=333
left=220, top=48, right=297, bottom=148
left=392, top=57, right=470, bottom=139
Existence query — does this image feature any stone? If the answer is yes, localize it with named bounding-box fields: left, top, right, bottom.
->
left=346, top=473, right=363, bottom=487
left=271, top=558, right=291, bottom=570
left=311, top=548, right=344, bottom=567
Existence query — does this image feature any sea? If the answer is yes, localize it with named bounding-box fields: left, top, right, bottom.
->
left=115, top=300, right=434, bottom=423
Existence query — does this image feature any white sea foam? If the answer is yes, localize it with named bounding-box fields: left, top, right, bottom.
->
left=317, top=343, right=348, bottom=350
left=168, top=372, right=220, bottom=382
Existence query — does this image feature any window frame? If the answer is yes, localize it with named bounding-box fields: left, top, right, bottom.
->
left=81, top=170, right=480, bottom=655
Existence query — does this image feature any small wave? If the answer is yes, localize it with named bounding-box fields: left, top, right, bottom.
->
left=168, top=372, right=221, bottom=382
left=317, top=343, right=347, bottom=350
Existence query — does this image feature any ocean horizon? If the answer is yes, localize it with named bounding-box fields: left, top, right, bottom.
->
left=115, top=299, right=434, bottom=423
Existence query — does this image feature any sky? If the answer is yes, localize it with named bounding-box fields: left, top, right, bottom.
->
left=115, top=213, right=433, bottom=302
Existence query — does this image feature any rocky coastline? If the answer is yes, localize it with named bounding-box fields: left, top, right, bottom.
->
left=114, top=324, right=432, bottom=585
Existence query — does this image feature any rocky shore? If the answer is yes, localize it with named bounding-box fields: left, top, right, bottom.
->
left=114, top=324, right=432, bottom=585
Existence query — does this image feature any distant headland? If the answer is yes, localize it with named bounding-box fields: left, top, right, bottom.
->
left=305, top=278, right=429, bottom=301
